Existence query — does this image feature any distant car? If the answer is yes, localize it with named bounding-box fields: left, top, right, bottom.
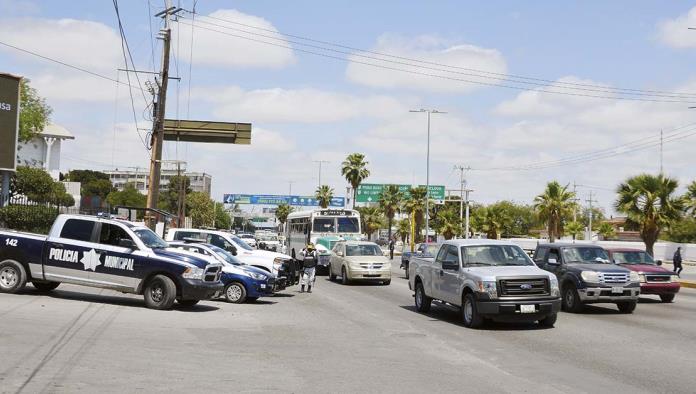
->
left=238, top=234, right=257, bottom=248
left=257, top=234, right=281, bottom=252
left=606, top=248, right=680, bottom=303
left=329, top=241, right=391, bottom=285
left=401, top=243, right=439, bottom=279
left=169, top=242, right=277, bottom=303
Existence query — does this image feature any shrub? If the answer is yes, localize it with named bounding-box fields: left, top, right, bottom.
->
left=0, top=205, right=59, bottom=234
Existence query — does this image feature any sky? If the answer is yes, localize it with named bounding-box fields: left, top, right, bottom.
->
left=1, top=0, right=696, bottom=216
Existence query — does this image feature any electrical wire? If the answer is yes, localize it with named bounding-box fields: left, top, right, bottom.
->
left=181, top=9, right=696, bottom=100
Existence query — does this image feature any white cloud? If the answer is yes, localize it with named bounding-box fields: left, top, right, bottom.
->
left=657, top=6, right=696, bottom=49
left=345, top=34, right=507, bottom=93
left=194, top=85, right=411, bottom=123
left=175, top=9, right=295, bottom=69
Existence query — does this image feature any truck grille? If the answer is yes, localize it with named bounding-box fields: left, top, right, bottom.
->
left=599, top=272, right=629, bottom=284
left=204, top=265, right=222, bottom=282
left=646, top=274, right=671, bottom=283
left=498, top=278, right=549, bottom=297
left=319, top=255, right=331, bottom=266
left=359, top=263, right=383, bottom=269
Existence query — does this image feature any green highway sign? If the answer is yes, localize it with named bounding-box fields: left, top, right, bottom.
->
left=356, top=183, right=445, bottom=203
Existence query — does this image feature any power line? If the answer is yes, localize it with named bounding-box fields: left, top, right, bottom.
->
left=181, top=9, right=696, bottom=100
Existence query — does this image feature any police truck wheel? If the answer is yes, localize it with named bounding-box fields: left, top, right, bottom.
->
left=341, top=267, right=350, bottom=285
left=462, top=293, right=484, bottom=329
left=32, top=281, right=60, bottom=292
left=538, top=313, right=557, bottom=328
left=562, top=284, right=583, bottom=313
left=660, top=294, right=675, bottom=303
left=176, top=299, right=199, bottom=308
left=617, top=301, right=636, bottom=314
left=414, top=282, right=431, bottom=313
left=0, top=260, right=27, bottom=294
left=225, top=282, right=247, bottom=303
left=144, top=275, right=176, bottom=310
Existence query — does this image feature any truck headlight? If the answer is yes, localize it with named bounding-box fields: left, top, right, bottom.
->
left=629, top=271, right=640, bottom=283
left=182, top=267, right=205, bottom=280
left=249, top=272, right=267, bottom=281
left=671, top=274, right=679, bottom=283
left=637, top=273, right=647, bottom=283
left=477, top=281, right=497, bottom=299
left=550, top=277, right=560, bottom=297
left=580, top=271, right=600, bottom=283
left=273, top=257, right=285, bottom=271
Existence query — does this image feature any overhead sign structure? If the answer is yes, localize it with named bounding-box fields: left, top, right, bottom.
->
left=356, top=183, right=446, bottom=203
left=0, top=73, right=21, bottom=171
left=223, top=194, right=345, bottom=208
left=163, top=119, right=251, bottom=144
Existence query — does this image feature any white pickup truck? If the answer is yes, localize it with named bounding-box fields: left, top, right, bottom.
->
left=409, top=239, right=561, bottom=328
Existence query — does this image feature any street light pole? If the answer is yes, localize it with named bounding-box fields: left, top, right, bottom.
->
left=410, top=109, right=446, bottom=242
left=313, top=160, right=330, bottom=188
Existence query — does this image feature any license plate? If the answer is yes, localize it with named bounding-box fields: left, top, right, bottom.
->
left=612, top=287, right=624, bottom=294
left=520, top=305, right=535, bottom=314
left=260, top=284, right=266, bottom=289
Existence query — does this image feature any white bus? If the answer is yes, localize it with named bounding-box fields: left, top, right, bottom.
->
left=285, top=208, right=362, bottom=260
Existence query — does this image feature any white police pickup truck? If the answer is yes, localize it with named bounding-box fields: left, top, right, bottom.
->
left=409, top=239, right=561, bottom=328
left=0, top=214, right=223, bottom=310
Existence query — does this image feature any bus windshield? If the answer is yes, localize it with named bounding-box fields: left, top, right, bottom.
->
left=337, top=217, right=359, bottom=233
left=313, top=218, right=335, bottom=233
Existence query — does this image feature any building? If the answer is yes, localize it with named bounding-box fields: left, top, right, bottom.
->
left=17, top=123, right=75, bottom=180
left=105, top=163, right=212, bottom=195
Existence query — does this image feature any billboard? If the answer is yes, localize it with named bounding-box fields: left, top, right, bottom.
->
left=356, top=183, right=446, bottom=203
left=0, top=73, right=21, bottom=171
left=223, top=194, right=345, bottom=207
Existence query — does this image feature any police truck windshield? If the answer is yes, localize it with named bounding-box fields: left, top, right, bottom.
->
left=133, top=228, right=169, bottom=249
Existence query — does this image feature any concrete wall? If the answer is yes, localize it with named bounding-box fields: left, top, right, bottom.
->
left=507, top=238, right=696, bottom=262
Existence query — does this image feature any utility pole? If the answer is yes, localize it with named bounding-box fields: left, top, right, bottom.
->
left=288, top=180, right=294, bottom=197
left=660, top=129, right=664, bottom=175
left=464, top=189, right=473, bottom=239
left=585, top=190, right=599, bottom=241
left=145, top=2, right=181, bottom=228
left=572, top=181, right=580, bottom=222
left=313, top=160, right=329, bottom=188
left=454, top=165, right=471, bottom=235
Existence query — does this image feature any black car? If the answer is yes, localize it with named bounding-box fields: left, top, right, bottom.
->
left=533, top=243, right=640, bottom=313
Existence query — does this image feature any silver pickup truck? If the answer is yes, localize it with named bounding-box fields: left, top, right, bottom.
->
left=409, top=239, right=561, bottom=328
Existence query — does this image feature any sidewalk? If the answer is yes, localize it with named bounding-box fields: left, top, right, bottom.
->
left=663, top=262, right=696, bottom=289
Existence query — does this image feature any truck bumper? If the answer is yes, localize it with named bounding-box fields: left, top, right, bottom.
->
left=476, top=298, right=561, bottom=322
left=180, top=279, right=224, bottom=301
left=578, top=286, right=640, bottom=303
left=640, top=282, right=680, bottom=295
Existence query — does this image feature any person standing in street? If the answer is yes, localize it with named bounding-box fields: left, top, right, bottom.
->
left=388, top=237, right=395, bottom=260
left=299, top=243, right=318, bottom=293
left=673, top=247, right=683, bottom=277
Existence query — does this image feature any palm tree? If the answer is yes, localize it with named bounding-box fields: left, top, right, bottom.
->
left=314, top=185, right=334, bottom=208
left=615, top=174, right=685, bottom=256
left=396, top=218, right=411, bottom=244
left=435, top=208, right=461, bottom=240
left=534, top=181, right=577, bottom=243
left=341, top=153, right=370, bottom=208
left=685, top=181, right=696, bottom=216
left=475, top=204, right=512, bottom=240
left=275, top=203, right=293, bottom=228
left=378, top=185, right=403, bottom=242
left=402, top=186, right=427, bottom=243
left=597, top=222, right=616, bottom=240
left=357, top=206, right=383, bottom=240
left=564, top=221, right=584, bottom=242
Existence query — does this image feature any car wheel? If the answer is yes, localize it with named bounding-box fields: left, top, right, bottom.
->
left=414, top=282, right=431, bottom=313
left=144, top=275, right=177, bottom=310
left=341, top=267, right=350, bottom=285
left=660, top=294, right=675, bottom=303
left=32, top=281, right=60, bottom=292
left=225, top=282, right=247, bottom=303
left=382, top=279, right=391, bottom=285
left=617, top=301, right=637, bottom=314
left=562, top=284, right=583, bottom=313
left=176, top=299, right=199, bottom=308
left=538, top=313, right=557, bottom=328
left=0, top=260, right=27, bottom=294
left=462, top=293, right=484, bottom=328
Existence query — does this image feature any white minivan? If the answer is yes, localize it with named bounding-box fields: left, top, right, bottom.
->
left=165, top=228, right=292, bottom=277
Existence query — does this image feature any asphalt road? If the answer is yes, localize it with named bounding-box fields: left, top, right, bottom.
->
left=1, top=263, right=696, bottom=393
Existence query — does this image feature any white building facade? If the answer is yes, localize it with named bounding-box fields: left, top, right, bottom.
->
left=105, top=164, right=212, bottom=195
left=16, top=124, right=74, bottom=180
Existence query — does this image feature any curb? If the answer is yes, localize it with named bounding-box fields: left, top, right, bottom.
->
left=679, top=280, right=696, bottom=289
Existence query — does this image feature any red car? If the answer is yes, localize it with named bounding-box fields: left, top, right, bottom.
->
left=606, top=248, right=680, bottom=303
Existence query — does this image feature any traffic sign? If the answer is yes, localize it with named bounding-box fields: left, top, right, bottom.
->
left=223, top=194, right=345, bottom=207
left=356, top=184, right=445, bottom=203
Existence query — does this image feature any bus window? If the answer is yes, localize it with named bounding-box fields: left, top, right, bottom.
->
left=313, top=218, right=335, bottom=233
left=337, top=217, right=359, bottom=233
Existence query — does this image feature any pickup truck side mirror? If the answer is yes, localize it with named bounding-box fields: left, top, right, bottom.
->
left=442, top=260, right=459, bottom=271
left=118, top=238, right=137, bottom=249
left=337, top=252, right=344, bottom=257
left=547, top=258, right=560, bottom=266
left=657, top=260, right=663, bottom=266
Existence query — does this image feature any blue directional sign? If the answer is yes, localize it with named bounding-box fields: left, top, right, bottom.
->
left=223, top=194, right=345, bottom=207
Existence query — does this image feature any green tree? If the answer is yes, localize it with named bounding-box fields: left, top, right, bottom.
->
left=19, top=79, right=52, bottom=142
left=160, top=175, right=192, bottom=213
left=66, top=170, right=113, bottom=199
left=581, top=207, right=606, bottom=230
left=106, top=183, right=146, bottom=207
left=275, top=203, right=293, bottom=227
left=357, top=206, right=383, bottom=239
left=434, top=206, right=461, bottom=240
left=666, top=217, right=696, bottom=243
left=564, top=221, right=584, bottom=242
left=214, top=203, right=231, bottom=230
left=396, top=218, right=411, bottom=243
left=341, top=153, right=370, bottom=208
left=402, top=186, right=427, bottom=242
left=473, top=203, right=512, bottom=240
left=10, top=166, right=73, bottom=206
left=685, top=181, right=696, bottom=216
left=187, top=192, right=214, bottom=228
left=314, top=185, right=334, bottom=208
left=597, top=222, right=616, bottom=240
left=615, top=174, right=685, bottom=256
left=534, top=181, right=577, bottom=243
left=378, top=185, right=403, bottom=242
